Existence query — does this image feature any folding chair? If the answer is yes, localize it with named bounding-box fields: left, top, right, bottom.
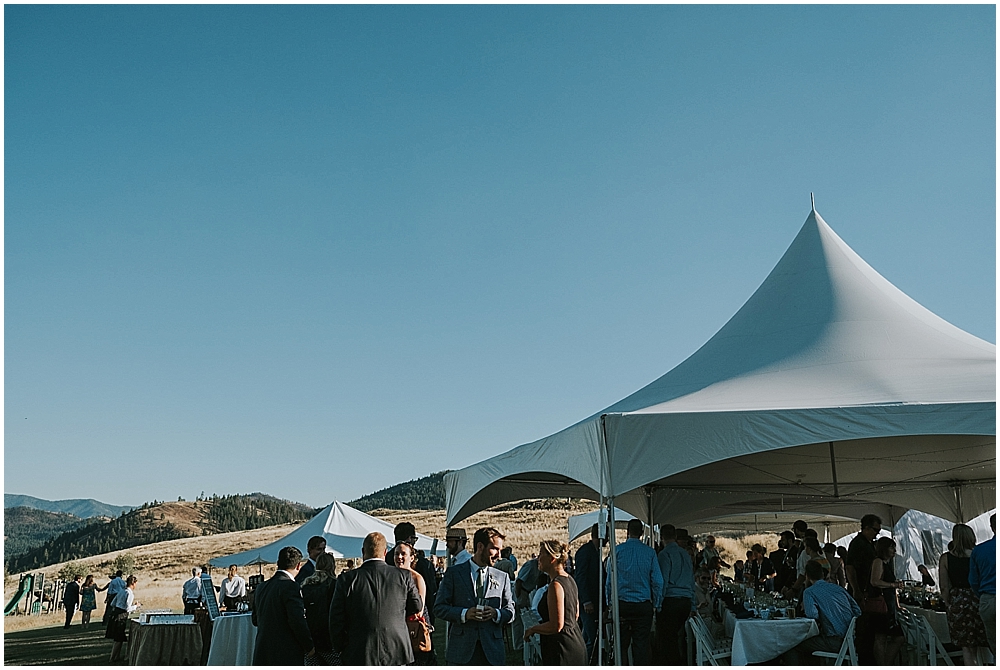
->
left=914, top=615, right=963, bottom=666
left=688, top=613, right=732, bottom=665
left=813, top=616, right=858, bottom=666
left=896, top=609, right=926, bottom=665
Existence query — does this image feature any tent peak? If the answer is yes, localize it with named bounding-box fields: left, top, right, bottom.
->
left=810, top=192, right=816, bottom=212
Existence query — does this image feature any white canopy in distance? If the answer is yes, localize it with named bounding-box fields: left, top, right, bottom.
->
left=567, top=507, right=637, bottom=544
left=210, top=501, right=445, bottom=566
left=445, top=208, right=995, bottom=527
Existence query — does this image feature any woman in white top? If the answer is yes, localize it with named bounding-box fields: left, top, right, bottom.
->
left=106, top=576, right=140, bottom=662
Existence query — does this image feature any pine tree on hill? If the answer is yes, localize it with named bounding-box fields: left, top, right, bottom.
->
left=349, top=471, right=451, bottom=512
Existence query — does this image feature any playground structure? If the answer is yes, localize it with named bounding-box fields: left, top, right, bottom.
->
left=4, top=573, right=75, bottom=617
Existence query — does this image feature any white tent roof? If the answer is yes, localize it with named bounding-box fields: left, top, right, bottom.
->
left=446, top=208, right=995, bottom=526
left=567, top=507, right=637, bottom=543
left=210, top=501, right=445, bottom=566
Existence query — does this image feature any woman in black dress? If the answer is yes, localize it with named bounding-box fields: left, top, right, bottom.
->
left=523, top=540, right=587, bottom=665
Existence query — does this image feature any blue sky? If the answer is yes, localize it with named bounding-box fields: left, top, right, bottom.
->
left=5, top=5, right=995, bottom=508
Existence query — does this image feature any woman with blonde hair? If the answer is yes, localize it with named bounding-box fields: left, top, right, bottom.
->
left=939, top=524, right=990, bottom=665
left=523, top=540, right=587, bottom=665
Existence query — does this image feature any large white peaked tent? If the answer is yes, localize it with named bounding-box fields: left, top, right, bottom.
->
left=210, top=501, right=445, bottom=567
left=445, top=208, right=995, bottom=528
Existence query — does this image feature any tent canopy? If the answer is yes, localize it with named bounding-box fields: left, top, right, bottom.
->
left=210, top=501, right=445, bottom=567
left=567, top=507, right=637, bottom=544
left=446, top=208, right=995, bottom=527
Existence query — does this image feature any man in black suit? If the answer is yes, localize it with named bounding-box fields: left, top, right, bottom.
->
left=386, top=522, right=439, bottom=622
left=575, top=523, right=603, bottom=659
left=295, top=536, right=327, bottom=586
left=63, top=574, right=82, bottom=629
left=329, top=531, right=423, bottom=665
left=252, top=546, right=316, bottom=665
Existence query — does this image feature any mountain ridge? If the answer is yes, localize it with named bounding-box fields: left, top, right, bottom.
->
left=4, top=494, right=133, bottom=519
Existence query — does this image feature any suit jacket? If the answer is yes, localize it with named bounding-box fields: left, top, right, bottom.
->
left=575, top=541, right=601, bottom=607
left=329, top=558, right=422, bottom=666
left=295, top=559, right=315, bottom=586
left=63, top=581, right=81, bottom=606
left=252, top=571, right=313, bottom=665
left=433, top=560, right=515, bottom=665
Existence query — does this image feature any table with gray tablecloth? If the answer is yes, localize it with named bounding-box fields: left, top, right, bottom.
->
left=207, top=612, right=256, bottom=666
left=127, top=619, right=203, bottom=666
left=724, top=609, right=819, bottom=665
left=904, top=605, right=950, bottom=643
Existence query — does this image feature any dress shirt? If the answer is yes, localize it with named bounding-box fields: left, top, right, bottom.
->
left=107, top=576, right=127, bottom=599
left=182, top=576, right=203, bottom=600
left=658, top=541, right=696, bottom=606
left=969, top=536, right=996, bottom=595
left=221, top=575, right=247, bottom=599
left=605, top=538, right=663, bottom=605
left=803, top=579, right=860, bottom=638
left=452, top=549, right=472, bottom=565
left=461, top=561, right=501, bottom=623
left=796, top=549, right=810, bottom=576
left=112, top=587, right=138, bottom=612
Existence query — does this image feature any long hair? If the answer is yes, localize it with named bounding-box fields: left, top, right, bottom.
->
left=951, top=524, right=977, bottom=556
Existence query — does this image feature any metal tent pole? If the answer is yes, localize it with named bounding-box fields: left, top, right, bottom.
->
left=608, top=498, right=623, bottom=666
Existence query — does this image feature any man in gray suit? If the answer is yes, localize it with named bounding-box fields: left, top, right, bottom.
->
left=329, top=531, right=423, bottom=665
left=434, top=527, right=515, bottom=665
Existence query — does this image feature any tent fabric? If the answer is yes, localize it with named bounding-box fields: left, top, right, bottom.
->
left=445, top=209, right=995, bottom=526
left=210, top=501, right=445, bottom=566
left=683, top=512, right=858, bottom=541
left=567, top=507, right=636, bottom=544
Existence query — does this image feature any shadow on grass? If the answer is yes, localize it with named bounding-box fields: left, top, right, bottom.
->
left=4, top=623, right=126, bottom=666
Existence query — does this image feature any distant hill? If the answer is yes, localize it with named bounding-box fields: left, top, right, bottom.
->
left=4, top=494, right=133, bottom=519
left=4, top=507, right=93, bottom=559
left=6, top=493, right=316, bottom=573
left=349, top=471, right=450, bottom=512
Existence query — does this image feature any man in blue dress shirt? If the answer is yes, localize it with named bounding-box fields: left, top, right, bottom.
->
left=784, top=560, right=861, bottom=664
left=656, top=524, right=696, bottom=665
left=969, top=513, right=995, bottom=656
left=605, top=518, right=662, bottom=665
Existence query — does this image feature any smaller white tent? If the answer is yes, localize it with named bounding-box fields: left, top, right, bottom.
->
left=567, top=507, right=636, bottom=543
left=209, top=501, right=445, bottom=567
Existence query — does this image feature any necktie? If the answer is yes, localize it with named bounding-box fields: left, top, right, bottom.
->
left=476, top=568, right=486, bottom=602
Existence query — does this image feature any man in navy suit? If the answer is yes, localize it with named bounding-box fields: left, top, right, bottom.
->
left=295, top=536, right=327, bottom=586
left=252, top=546, right=316, bottom=665
left=434, top=527, right=515, bottom=665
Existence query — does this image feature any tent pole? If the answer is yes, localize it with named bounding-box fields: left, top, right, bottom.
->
left=646, top=487, right=653, bottom=545
left=597, top=497, right=605, bottom=666
left=953, top=483, right=965, bottom=522
left=601, top=414, right=622, bottom=667
left=828, top=442, right=840, bottom=498
left=608, top=498, right=622, bottom=666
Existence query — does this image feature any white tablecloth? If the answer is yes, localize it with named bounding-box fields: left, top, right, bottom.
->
left=724, top=609, right=819, bottom=665
left=207, top=613, right=256, bottom=666
left=905, top=605, right=950, bottom=643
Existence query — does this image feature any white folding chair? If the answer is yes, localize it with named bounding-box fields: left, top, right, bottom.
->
left=896, top=609, right=927, bottom=665
left=519, top=607, right=543, bottom=666
left=914, top=614, right=962, bottom=666
left=688, top=613, right=732, bottom=665
left=812, top=616, right=859, bottom=666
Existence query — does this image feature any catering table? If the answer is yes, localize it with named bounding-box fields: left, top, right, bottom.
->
left=127, top=619, right=204, bottom=665
left=724, top=609, right=819, bottom=665
left=207, top=613, right=257, bottom=666
left=904, top=605, right=950, bottom=643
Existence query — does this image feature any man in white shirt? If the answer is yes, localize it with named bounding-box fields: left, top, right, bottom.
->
left=182, top=567, right=204, bottom=614
left=446, top=527, right=472, bottom=566
left=220, top=564, right=247, bottom=611
left=102, top=571, right=126, bottom=627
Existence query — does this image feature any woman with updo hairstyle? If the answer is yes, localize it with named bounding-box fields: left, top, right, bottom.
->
left=523, top=540, right=587, bottom=665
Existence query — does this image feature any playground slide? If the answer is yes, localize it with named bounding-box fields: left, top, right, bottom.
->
left=4, top=574, right=33, bottom=616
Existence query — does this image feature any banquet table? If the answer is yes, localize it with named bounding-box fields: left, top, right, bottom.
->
left=904, top=605, right=951, bottom=643
left=207, top=612, right=257, bottom=666
left=723, top=609, right=819, bottom=665
left=127, top=619, right=203, bottom=666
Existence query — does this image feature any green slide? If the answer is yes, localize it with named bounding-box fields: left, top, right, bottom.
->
left=4, top=574, right=34, bottom=616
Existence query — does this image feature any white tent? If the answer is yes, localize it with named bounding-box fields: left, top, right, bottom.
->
left=567, top=507, right=637, bottom=543
left=209, top=501, right=445, bottom=566
left=684, top=512, right=858, bottom=542
left=445, top=207, right=995, bottom=528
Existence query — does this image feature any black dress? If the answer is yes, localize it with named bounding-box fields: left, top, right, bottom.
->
left=537, top=574, right=588, bottom=665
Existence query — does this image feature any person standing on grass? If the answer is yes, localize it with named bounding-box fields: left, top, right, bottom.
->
left=107, top=576, right=141, bottom=662
left=656, top=524, right=695, bottom=666
left=102, top=570, right=125, bottom=626
left=80, top=575, right=100, bottom=628
left=182, top=567, right=203, bottom=614
left=62, top=575, right=82, bottom=629
left=605, top=518, right=663, bottom=666
left=220, top=565, right=247, bottom=611
left=252, top=546, right=316, bottom=665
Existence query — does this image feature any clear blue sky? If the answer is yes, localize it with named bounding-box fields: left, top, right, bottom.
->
left=6, top=5, right=995, bottom=508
